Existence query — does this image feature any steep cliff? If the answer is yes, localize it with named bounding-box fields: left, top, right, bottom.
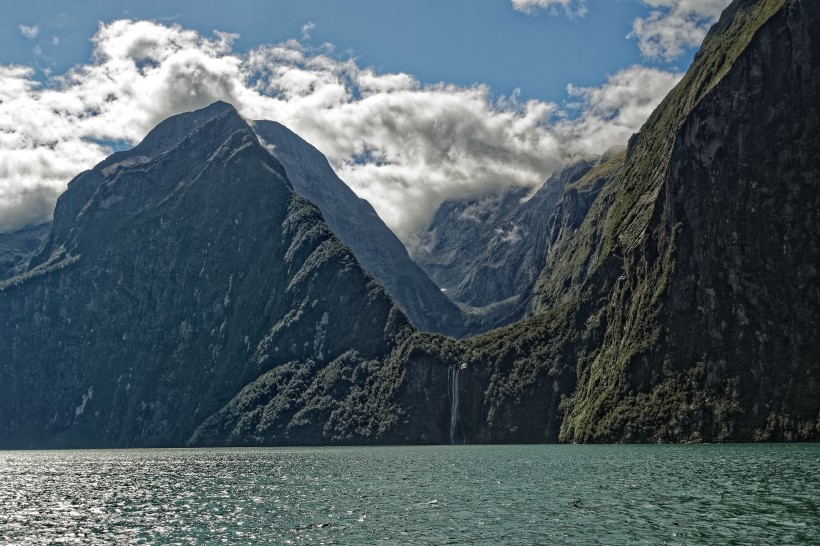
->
left=557, top=0, right=820, bottom=442
left=390, top=0, right=820, bottom=443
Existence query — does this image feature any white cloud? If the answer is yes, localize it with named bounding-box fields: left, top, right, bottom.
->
left=511, top=0, right=730, bottom=61
left=630, top=0, right=731, bottom=60
left=556, top=65, right=682, bottom=155
left=19, top=24, right=40, bottom=39
left=0, top=19, right=679, bottom=249
left=511, top=0, right=587, bottom=16
left=301, top=21, right=316, bottom=41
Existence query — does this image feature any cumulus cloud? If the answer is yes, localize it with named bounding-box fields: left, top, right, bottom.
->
left=512, top=0, right=730, bottom=61
left=511, top=0, right=587, bottom=16
left=0, top=19, right=679, bottom=247
left=630, top=0, right=731, bottom=60
left=556, top=65, right=682, bottom=155
left=19, top=24, right=40, bottom=39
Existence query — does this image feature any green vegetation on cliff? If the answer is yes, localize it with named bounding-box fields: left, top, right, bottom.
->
left=388, top=0, right=819, bottom=444
left=1, top=0, right=817, bottom=448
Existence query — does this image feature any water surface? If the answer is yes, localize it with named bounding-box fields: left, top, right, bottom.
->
left=1, top=444, right=817, bottom=544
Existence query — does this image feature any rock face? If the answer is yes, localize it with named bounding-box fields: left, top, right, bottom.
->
left=1, top=0, right=816, bottom=449
left=0, top=223, right=49, bottom=281
left=415, top=160, right=595, bottom=311
left=391, top=0, right=820, bottom=443
left=415, top=186, right=530, bottom=305
left=0, top=102, right=412, bottom=448
left=554, top=0, right=820, bottom=442
left=252, top=121, right=466, bottom=337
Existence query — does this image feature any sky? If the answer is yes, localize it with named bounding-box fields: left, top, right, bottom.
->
left=0, top=0, right=731, bottom=248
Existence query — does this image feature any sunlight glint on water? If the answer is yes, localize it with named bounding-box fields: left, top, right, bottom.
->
left=0, top=444, right=818, bottom=544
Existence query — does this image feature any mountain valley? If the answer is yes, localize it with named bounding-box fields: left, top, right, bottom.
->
left=1, top=0, right=818, bottom=447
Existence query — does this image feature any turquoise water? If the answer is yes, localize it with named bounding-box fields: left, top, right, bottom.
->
left=1, top=444, right=818, bottom=544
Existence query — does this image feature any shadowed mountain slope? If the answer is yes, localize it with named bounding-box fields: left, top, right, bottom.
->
left=252, top=120, right=467, bottom=337
left=385, top=0, right=820, bottom=444
left=0, top=102, right=411, bottom=448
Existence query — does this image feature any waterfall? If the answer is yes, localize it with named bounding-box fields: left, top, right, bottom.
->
left=449, top=364, right=460, bottom=444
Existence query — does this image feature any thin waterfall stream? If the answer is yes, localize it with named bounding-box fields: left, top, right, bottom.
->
left=449, top=364, right=460, bottom=444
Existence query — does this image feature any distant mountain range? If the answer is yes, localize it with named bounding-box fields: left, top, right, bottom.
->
left=415, top=157, right=595, bottom=309
left=0, top=0, right=817, bottom=447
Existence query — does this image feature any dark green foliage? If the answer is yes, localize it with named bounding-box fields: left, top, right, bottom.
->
left=384, top=0, right=820, bottom=445
left=555, top=0, right=818, bottom=443
left=1, top=0, right=817, bottom=447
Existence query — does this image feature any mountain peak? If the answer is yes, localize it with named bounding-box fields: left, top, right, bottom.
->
left=30, top=101, right=284, bottom=271
left=98, top=101, right=246, bottom=170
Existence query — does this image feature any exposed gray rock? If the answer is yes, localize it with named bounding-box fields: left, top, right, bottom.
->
left=415, top=159, right=596, bottom=311
left=0, top=223, right=49, bottom=280
left=252, top=121, right=466, bottom=337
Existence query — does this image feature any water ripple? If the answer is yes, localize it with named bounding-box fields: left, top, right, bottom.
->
left=0, top=444, right=818, bottom=544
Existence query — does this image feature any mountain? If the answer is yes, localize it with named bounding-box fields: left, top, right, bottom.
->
left=0, top=102, right=412, bottom=448
left=251, top=121, right=466, bottom=337
left=415, top=185, right=530, bottom=302
left=203, top=0, right=820, bottom=447
left=386, top=0, right=820, bottom=443
left=1, top=0, right=816, bottom=448
left=0, top=223, right=49, bottom=281
left=415, top=158, right=598, bottom=310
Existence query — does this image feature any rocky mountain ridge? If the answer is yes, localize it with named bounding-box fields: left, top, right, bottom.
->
left=252, top=120, right=467, bottom=337
left=0, top=0, right=817, bottom=447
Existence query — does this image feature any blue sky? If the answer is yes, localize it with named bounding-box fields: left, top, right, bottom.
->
left=0, top=0, right=729, bottom=245
left=4, top=0, right=690, bottom=103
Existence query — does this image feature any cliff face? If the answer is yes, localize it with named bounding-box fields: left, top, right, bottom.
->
left=1, top=0, right=816, bottom=448
left=252, top=121, right=467, bottom=337
left=633, top=0, right=820, bottom=441
left=0, top=102, right=411, bottom=448
left=557, top=0, right=820, bottom=443
left=0, top=223, right=49, bottom=281
left=392, top=0, right=820, bottom=443
left=415, top=159, right=596, bottom=311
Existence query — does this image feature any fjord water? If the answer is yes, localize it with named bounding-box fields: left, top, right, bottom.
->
left=1, top=445, right=817, bottom=545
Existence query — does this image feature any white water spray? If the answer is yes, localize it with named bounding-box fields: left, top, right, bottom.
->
left=449, top=364, right=460, bottom=444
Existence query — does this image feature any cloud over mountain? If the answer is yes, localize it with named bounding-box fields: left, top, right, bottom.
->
left=0, top=19, right=679, bottom=247
left=631, top=0, right=731, bottom=60
left=513, top=0, right=731, bottom=61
